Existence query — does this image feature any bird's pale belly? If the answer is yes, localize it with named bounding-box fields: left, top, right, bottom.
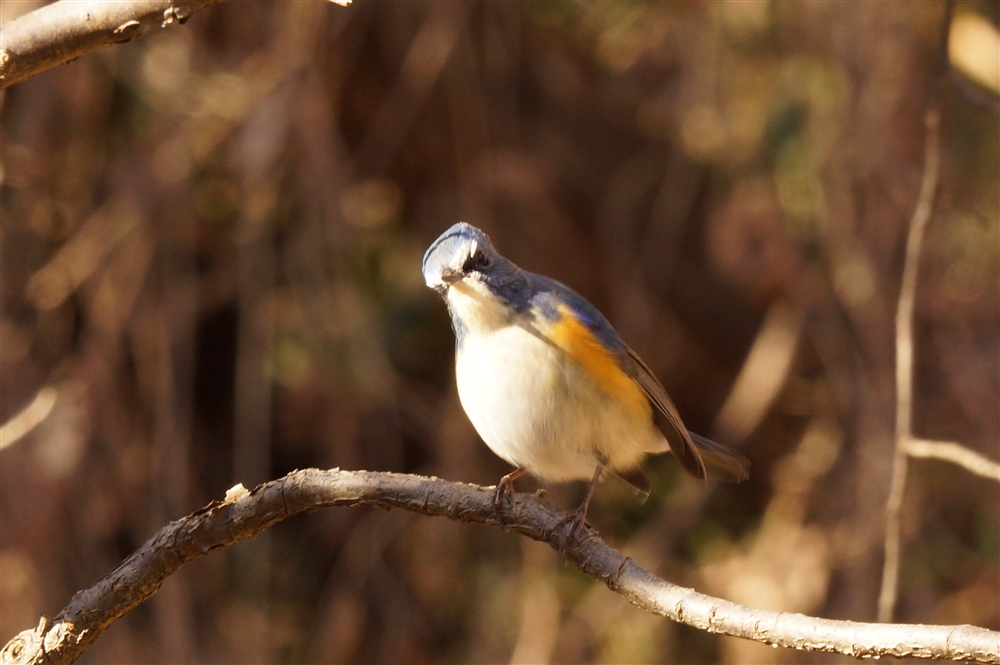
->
left=455, top=324, right=660, bottom=482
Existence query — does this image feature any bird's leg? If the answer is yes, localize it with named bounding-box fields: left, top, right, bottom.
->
left=554, top=455, right=607, bottom=550
left=493, top=468, right=526, bottom=515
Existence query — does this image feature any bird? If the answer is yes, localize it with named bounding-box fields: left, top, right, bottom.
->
left=422, top=222, right=748, bottom=541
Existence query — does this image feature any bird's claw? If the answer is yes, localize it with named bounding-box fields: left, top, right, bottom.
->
left=492, top=475, right=518, bottom=525
left=492, top=469, right=525, bottom=523
left=551, top=506, right=592, bottom=556
left=491, top=479, right=512, bottom=511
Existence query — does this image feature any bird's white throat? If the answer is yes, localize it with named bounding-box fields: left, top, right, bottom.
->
left=446, top=280, right=511, bottom=334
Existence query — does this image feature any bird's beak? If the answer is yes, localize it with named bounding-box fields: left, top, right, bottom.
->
left=440, top=268, right=464, bottom=284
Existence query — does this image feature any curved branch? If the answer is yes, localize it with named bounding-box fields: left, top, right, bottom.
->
left=2, top=469, right=997, bottom=665
left=907, top=438, right=1000, bottom=482
left=0, top=0, right=226, bottom=90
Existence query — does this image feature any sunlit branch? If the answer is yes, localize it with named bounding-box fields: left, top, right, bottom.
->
left=0, top=387, right=57, bottom=449
left=0, top=0, right=356, bottom=89
left=0, top=0, right=228, bottom=90
left=2, top=469, right=998, bottom=665
left=907, top=439, right=1000, bottom=482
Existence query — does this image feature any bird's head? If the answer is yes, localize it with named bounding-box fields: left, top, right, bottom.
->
left=422, top=223, right=528, bottom=330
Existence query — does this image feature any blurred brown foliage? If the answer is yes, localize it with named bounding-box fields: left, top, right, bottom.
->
left=1, top=1, right=997, bottom=663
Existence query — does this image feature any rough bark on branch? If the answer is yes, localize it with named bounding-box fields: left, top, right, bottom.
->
left=0, top=0, right=225, bottom=90
left=1, top=469, right=997, bottom=664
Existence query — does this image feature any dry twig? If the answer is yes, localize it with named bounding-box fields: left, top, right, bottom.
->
left=0, top=0, right=226, bottom=89
left=0, top=0, right=357, bottom=90
left=907, top=439, right=1000, bottom=482
left=878, top=0, right=955, bottom=624
left=0, top=387, right=57, bottom=449
left=2, top=469, right=998, bottom=665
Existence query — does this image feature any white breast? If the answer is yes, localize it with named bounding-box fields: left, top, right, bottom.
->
left=448, top=283, right=660, bottom=482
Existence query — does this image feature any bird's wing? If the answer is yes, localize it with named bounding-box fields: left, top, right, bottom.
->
left=522, top=274, right=748, bottom=482
left=621, top=347, right=707, bottom=480
left=524, top=295, right=652, bottom=423
left=687, top=430, right=750, bottom=483
left=624, top=346, right=749, bottom=483
left=519, top=275, right=706, bottom=477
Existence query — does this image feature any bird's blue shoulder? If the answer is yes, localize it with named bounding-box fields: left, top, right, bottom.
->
left=524, top=272, right=629, bottom=359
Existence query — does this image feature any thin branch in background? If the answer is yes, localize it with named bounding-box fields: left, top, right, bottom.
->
left=711, top=299, right=805, bottom=444
left=906, top=439, right=1000, bottom=482
left=0, top=387, right=57, bottom=449
left=2, top=469, right=998, bottom=665
left=878, top=0, right=953, bottom=625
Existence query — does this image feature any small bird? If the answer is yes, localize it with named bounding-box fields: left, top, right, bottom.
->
left=422, top=223, right=748, bottom=539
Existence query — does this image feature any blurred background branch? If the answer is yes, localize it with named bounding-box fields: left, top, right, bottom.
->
left=875, top=0, right=1000, bottom=625
left=879, top=0, right=951, bottom=625
left=906, top=439, right=1000, bottom=481
left=0, top=0, right=226, bottom=90
left=3, top=469, right=998, bottom=665
left=0, top=387, right=56, bottom=449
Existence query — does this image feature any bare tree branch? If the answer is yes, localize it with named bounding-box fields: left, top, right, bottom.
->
left=1, top=469, right=997, bottom=665
left=0, top=386, right=57, bottom=449
left=0, top=0, right=226, bottom=90
left=880, top=0, right=952, bottom=624
left=907, top=438, right=1000, bottom=482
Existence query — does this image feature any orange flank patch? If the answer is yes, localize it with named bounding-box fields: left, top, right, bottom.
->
left=548, top=305, right=651, bottom=420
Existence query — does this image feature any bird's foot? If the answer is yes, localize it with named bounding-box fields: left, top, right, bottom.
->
left=551, top=505, right=591, bottom=554
left=491, top=478, right=512, bottom=510
left=492, top=469, right=525, bottom=523
left=552, top=458, right=605, bottom=555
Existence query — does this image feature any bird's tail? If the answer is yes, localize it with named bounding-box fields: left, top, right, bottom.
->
left=687, top=431, right=750, bottom=483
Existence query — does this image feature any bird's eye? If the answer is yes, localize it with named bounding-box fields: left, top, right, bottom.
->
left=462, top=249, right=492, bottom=273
